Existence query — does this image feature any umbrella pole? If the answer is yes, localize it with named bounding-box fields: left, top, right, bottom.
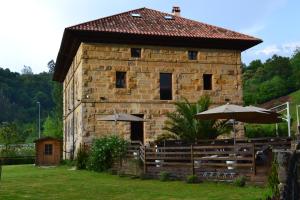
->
left=233, top=119, right=236, bottom=156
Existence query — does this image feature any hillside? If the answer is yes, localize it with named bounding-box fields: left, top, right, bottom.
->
left=243, top=49, right=300, bottom=105
left=0, top=65, right=62, bottom=142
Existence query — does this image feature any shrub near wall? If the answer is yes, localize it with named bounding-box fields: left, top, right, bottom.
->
left=88, top=136, right=128, bottom=172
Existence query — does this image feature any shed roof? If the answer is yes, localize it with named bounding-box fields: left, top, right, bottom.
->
left=34, top=137, right=62, bottom=143
left=53, top=7, right=262, bottom=82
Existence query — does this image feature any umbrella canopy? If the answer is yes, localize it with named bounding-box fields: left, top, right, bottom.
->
left=97, top=113, right=145, bottom=122
left=195, top=103, right=282, bottom=124
left=244, top=105, right=282, bottom=123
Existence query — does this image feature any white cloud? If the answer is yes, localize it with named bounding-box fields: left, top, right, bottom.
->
left=282, top=42, right=300, bottom=53
left=255, top=45, right=280, bottom=56
left=255, top=42, right=300, bottom=56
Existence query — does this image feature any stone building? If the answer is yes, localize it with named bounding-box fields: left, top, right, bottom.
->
left=53, top=7, right=261, bottom=159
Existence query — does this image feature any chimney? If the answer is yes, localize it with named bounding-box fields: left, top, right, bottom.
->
left=172, top=6, right=181, bottom=16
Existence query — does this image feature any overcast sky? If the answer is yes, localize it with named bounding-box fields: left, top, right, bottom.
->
left=0, top=0, right=299, bottom=74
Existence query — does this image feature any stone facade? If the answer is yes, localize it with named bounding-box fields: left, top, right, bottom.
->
left=63, top=43, right=243, bottom=159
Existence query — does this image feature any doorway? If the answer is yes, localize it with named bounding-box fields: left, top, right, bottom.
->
left=130, top=114, right=144, bottom=144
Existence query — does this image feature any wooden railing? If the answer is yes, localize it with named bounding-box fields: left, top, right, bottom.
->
left=125, top=138, right=291, bottom=182
left=143, top=143, right=255, bottom=175
left=126, top=141, right=256, bottom=181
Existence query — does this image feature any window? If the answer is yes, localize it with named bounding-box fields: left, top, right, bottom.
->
left=160, top=73, right=172, bottom=100
left=116, top=71, right=126, bottom=88
left=131, top=48, right=141, bottom=58
left=188, top=50, right=198, bottom=60
left=203, top=74, right=212, bottom=90
left=44, top=144, right=53, bottom=155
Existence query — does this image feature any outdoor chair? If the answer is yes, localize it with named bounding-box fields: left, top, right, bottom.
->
left=255, top=145, right=271, bottom=165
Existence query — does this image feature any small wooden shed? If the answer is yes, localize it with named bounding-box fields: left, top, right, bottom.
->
left=34, top=137, right=62, bottom=166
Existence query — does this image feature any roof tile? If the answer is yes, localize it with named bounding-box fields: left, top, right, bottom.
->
left=67, top=7, right=259, bottom=41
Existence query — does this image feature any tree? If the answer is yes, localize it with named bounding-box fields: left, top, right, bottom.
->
left=47, top=60, right=55, bottom=73
left=21, top=65, right=33, bottom=75
left=163, top=96, right=229, bottom=142
left=42, top=60, right=63, bottom=138
left=43, top=115, right=63, bottom=139
left=0, top=122, right=19, bottom=151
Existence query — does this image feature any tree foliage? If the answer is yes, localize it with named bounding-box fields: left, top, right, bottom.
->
left=0, top=60, right=63, bottom=143
left=163, top=96, right=229, bottom=142
left=0, top=122, right=20, bottom=150
left=243, top=49, right=300, bottom=105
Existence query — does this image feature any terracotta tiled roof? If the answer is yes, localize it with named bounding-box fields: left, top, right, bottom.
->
left=53, top=7, right=262, bottom=82
left=67, top=7, right=259, bottom=41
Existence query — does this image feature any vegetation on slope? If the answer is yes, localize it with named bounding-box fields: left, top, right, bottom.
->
left=0, top=61, right=62, bottom=144
left=243, top=49, right=300, bottom=105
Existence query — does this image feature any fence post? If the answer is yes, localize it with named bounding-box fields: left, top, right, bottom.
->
left=252, top=143, right=256, bottom=175
left=191, top=144, right=194, bottom=175
left=0, top=159, right=2, bottom=181
left=143, top=145, right=147, bottom=174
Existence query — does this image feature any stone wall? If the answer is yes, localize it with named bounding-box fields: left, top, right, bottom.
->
left=274, top=149, right=300, bottom=200
left=63, top=42, right=244, bottom=157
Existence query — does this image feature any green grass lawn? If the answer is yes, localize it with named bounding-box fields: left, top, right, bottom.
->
left=0, top=165, right=268, bottom=200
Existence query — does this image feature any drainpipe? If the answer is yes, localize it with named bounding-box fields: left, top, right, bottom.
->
left=72, top=68, right=75, bottom=160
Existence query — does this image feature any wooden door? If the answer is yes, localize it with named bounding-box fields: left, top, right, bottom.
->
left=43, top=143, right=54, bottom=165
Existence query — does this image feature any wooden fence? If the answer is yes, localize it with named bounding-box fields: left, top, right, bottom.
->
left=146, top=144, right=255, bottom=180
left=122, top=138, right=291, bottom=182
left=124, top=142, right=255, bottom=181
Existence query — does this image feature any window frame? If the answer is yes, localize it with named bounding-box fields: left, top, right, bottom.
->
left=44, top=144, right=53, bottom=155
left=188, top=50, right=198, bottom=60
left=115, top=71, right=127, bottom=88
left=203, top=74, right=213, bottom=90
left=131, top=48, right=141, bottom=58
left=159, top=73, right=173, bottom=100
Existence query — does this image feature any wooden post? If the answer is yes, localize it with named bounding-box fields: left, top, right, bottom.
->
left=143, top=145, right=147, bottom=174
left=0, top=158, right=2, bottom=181
left=252, top=143, right=256, bottom=175
left=191, top=144, right=194, bottom=175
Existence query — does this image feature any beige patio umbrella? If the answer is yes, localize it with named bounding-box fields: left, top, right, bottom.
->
left=97, top=112, right=145, bottom=135
left=98, top=113, right=145, bottom=122
left=195, top=103, right=282, bottom=148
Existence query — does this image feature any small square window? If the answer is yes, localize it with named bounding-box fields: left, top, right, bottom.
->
left=116, top=71, right=126, bottom=88
left=131, top=48, right=141, bottom=58
left=203, top=74, right=212, bottom=90
left=44, top=144, right=53, bottom=155
left=188, top=51, right=198, bottom=60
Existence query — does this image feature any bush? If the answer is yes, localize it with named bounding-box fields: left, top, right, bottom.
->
left=0, top=157, right=35, bottom=165
left=60, top=159, right=75, bottom=166
left=186, top=175, right=198, bottom=184
left=87, top=135, right=128, bottom=172
left=268, top=158, right=279, bottom=198
left=76, top=145, right=89, bottom=170
left=233, top=176, right=246, bottom=187
left=159, top=171, right=172, bottom=181
left=245, top=124, right=288, bottom=138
